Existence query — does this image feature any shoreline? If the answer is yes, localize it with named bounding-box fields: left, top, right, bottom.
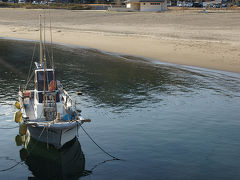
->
left=0, top=8, right=240, bottom=73
left=2, top=36, right=240, bottom=77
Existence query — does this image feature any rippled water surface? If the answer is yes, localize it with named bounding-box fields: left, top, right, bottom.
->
left=0, top=39, right=240, bottom=180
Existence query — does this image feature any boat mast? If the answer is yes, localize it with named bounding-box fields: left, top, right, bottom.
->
left=49, top=9, right=57, bottom=118
left=43, top=12, right=47, bottom=67
left=39, top=15, right=43, bottom=67
left=40, top=14, right=47, bottom=110
left=43, top=13, right=47, bottom=95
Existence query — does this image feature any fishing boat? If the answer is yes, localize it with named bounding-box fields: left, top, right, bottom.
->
left=14, top=15, right=90, bottom=149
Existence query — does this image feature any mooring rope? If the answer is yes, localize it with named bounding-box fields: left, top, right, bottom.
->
left=78, top=123, right=120, bottom=160
left=0, top=161, right=23, bottom=172
left=90, top=158, right=117, bottom=171
left=0, top=126, right=46, bottom=172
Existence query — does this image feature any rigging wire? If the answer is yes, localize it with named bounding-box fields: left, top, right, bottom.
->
left=25, top=41, right=37, bottom=89
left=45, top=45, right=53, bottom=68
left=25, top=71, right=34, bottom=90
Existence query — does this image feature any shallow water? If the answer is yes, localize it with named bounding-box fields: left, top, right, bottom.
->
left=0, top=39, right=240, bottom=180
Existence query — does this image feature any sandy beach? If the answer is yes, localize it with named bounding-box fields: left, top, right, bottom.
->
left=0, top=8, right=240, bottom=73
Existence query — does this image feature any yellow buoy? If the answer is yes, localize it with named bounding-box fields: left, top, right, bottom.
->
left=14, top=111, right=22, bottom=123
left=57, top=112, right=61, bottom=120
left=15, top=135, right=24, bottom=146
left=19, top=123, right=27, bottom=136
left=20, top=148, right=28, bottom=161
left=14, top=101, right=21, bottom=109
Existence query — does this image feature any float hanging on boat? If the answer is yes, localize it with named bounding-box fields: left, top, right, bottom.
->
left=15, top=14, right=90, bottom=149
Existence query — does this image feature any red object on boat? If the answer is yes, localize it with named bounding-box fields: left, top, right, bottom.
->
left=49, top=80, right=56, bottom=91
left=23, top=90, right=31, bottom=98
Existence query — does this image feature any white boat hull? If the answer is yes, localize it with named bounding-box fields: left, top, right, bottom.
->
left=27, top=124, right=79, bottom=149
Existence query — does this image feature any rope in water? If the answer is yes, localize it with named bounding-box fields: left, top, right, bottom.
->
left=79, top=123, right=120, bottom=160
left=0, top=161, right=23, bottom=172
left=0, top=122, right=121, bottom=172
left=0, top=126, right=46, bottom=172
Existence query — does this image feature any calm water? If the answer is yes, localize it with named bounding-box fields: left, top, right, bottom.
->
left=0, top=39, right=240, bottom=180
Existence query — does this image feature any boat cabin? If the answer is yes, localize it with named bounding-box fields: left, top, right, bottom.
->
left=34, top=69, right=59, bottom=103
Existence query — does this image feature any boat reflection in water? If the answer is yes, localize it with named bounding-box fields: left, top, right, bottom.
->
left=17, top=131, right=88, bottom=180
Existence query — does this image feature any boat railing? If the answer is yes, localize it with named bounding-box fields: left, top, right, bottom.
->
left=63, top=89, right=72, bottom=107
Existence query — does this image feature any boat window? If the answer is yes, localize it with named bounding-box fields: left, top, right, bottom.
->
left=38, top=92, right=43, bottom=103
left=36, top=71, right=55, bottom=91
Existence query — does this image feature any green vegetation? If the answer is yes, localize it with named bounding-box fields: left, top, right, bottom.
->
left=0, top=2, right=91, bottom=10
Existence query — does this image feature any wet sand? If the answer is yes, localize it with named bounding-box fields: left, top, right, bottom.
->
left=0, top=8, right=240, bottom=73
